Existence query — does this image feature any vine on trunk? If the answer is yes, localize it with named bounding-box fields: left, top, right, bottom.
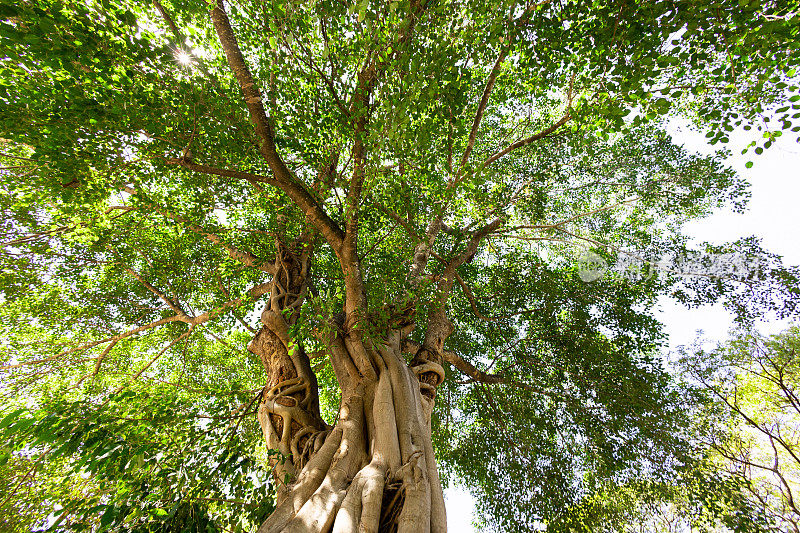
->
left=249, top=239, right=448, bottom=532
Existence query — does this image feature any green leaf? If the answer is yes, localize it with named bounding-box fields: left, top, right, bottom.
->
left=0, top=409, right=26, bottom=430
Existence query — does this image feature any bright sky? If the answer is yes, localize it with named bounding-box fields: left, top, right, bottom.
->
left=658, top=123, right=800, bottom=350
left=444, top=125, right=800, bottom=530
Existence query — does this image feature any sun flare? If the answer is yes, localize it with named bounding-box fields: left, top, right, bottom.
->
left=176, top=50, right=192, bottom=65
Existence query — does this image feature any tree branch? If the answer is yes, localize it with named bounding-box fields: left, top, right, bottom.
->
left=482, top=112, right=571, bottom=167
left=210, top=0, right=344, bottom=251
left=117, top=259, right=191, bottom=318
left=123, top=184, right=276, bottom=274
left=402, top=339, right=587, bottom=407
left=454, top=272, right=541, bottom=322
left=100, top=327, right=195, bottom=408
left=163, top=159, right=277, bottom=186
left=460, top=49, right=509, bottom=168
left=210, top=0, right=276, bottom=159
left=458, top=3, right=540, bottom=170
left=0, top=282, right=270, bottom=371
left=0, top=316, right=182, bottom=371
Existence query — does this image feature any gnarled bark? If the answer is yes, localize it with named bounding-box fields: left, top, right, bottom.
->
left=256, top=327, right=446, bottom=533
left=248, top=241, right=328, bottom=504
left=247, top=241, right=447, bottom=532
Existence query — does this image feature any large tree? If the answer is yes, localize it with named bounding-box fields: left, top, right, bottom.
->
left=1, top=0, right=799, bottom=531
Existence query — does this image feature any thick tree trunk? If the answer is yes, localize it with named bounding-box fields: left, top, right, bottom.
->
left=253, top=330, right=446, bottom=533
left=248, top=244, right=447, bottom=533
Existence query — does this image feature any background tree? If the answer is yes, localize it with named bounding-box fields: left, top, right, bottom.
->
left=681, top=326, right=800, bottom=532
left=1, top=0, right=799, bottom=531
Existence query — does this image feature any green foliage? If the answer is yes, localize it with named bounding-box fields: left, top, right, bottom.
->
left=542, top=470, right=769, bottom=533
left=0, top=390, right=274, bottom=532
left=1, top=0, right=799, bottom=530
left=678, top=326, right=800, bottom=531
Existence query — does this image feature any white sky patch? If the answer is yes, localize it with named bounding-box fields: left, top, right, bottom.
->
left=445, top=485, right=478, bottom=531
left=212, top=208, right=228, bottom=225
left=658, top=122, right=800, bottom=350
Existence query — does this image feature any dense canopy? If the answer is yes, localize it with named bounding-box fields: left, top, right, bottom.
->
left=1, top=0, right=800, bottom=531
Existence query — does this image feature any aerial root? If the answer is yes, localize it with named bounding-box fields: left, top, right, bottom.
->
left=291, top=426, right=316, bottom=459
left=331, top=475, right=365, bottom=533
left=282, top=391, right=366, bottom=532
left=257, top=427, right=343, bottom=533
left=379, top=480, right=405, bottom=532
left=398, top=450, right=424, bottom=488
left=359, top=462, right=387, bottom=533
left=264, top=375, right=304, bottom=398
left=330, top=460, right=386, bottom=533
left=409, top=361, right=445, bottom=386
left=295, top=428, right=332, bottom=470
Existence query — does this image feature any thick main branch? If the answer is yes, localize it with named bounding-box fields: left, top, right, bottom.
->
left=210, top=0, right=344, bottom=252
